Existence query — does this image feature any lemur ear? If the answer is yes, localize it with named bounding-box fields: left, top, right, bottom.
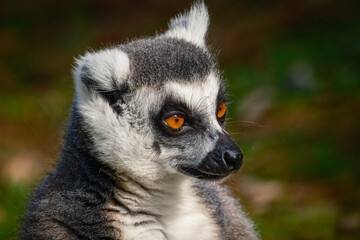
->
left=164, top=2, right=209, bottom=47
left=73, top=48, right=130, bottom=101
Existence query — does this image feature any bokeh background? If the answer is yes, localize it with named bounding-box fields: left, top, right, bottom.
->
left=0, top=0, right=359, bottom=239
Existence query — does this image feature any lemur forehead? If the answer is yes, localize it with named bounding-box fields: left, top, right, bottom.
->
left=120, top=37, right=215, bottom=87
left=163, top=72, right=223, bottom=110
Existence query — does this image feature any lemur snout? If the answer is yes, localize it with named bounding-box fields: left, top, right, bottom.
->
left=207, top=133, right=243, bottom=175
left=223, top=149, right=243, bottom=172
left=214, top=131, right=243, bottom=172
left=179, top=132, right=243, bottom=180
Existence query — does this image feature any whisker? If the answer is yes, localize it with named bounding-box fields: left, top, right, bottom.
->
left=198, top=102, right=214, bottom=116
left=226, top=120, right=263, bottom=125
left=194, top=96, right=210, bottom=113
left=226, top=121, right=265, bottom=128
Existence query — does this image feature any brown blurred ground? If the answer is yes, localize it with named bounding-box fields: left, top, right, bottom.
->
left=0, top=0, right=359, bottom=239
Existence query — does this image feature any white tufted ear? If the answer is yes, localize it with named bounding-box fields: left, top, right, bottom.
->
left=73, top=48, right=130, bottom=102
left=164, top=2, right=209, bottom=47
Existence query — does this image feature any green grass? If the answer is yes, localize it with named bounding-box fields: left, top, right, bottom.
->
left=0, top=181, right=30, bottom=240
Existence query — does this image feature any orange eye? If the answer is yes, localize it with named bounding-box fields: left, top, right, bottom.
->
left=164, top=115, right=185, bottom=130
left=217, top=102, right=226, bottom=118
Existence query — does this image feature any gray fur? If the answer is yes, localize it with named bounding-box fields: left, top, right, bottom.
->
left=21, top=2, right=258, bottom=240
left=80, top=38, right=215, bottom=93
left=22, top=106, right=121, bottom=239
left=121, top=38, right=214, bottom=87
left=194, top=180, right=259, bottom=240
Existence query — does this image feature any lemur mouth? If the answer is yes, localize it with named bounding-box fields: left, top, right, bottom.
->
left=180, top=167, right=229, bottom=180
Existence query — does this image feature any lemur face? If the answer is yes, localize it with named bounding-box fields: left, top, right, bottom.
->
left=150, top=72, right=243, bottom=180
left=73, top=3, right=242, bottom=182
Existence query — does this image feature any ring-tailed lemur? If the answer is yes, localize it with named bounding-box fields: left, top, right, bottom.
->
left=21, top=2, right=258, bottom=240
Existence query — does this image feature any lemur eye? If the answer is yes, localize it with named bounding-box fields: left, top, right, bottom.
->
left=164, top=115, right=185, bottom=130
left=217, top=102, right=226, bottom=118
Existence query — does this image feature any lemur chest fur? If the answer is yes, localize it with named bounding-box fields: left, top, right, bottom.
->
left=108, top=178, right=220, bottom=240
left=161, top=180, right=220, bottom=240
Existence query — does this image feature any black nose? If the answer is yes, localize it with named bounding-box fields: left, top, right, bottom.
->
left=223, top=150, right=243, bottom=171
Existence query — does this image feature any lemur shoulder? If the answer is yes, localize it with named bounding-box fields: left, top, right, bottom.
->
left=21, top=2, right=259, bottom=240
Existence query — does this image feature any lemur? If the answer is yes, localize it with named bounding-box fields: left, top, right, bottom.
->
left=21, top=2, right=258, bottom=240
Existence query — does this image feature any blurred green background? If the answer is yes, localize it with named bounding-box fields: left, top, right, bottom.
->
left=0, top=0, right=359, bottom=239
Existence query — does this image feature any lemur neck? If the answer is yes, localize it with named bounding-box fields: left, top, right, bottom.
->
left=59, top=103, right=118, bottom=185
left=112, top=172, right=187, bottom=213
left=61, top=104, right=98, bottom=164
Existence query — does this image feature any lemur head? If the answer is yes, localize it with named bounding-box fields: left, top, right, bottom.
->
left=73, top=2, right=243, bottom=184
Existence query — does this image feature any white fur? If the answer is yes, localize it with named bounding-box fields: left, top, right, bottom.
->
left=107, top=177, right=220, bottom=240
left=74, top=48, right=130, bottom=102
left=162, top=179, right=220, bottom=240
left=164, top=2, right=209, bottom=47
left=77, top=94, right=162, bottom=185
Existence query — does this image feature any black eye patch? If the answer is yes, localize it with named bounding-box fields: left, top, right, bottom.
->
left=151, top=97, right=211, bottom=138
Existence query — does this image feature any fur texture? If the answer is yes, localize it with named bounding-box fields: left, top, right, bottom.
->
left=164, top=2, right=209, bottom=47
left=21, top=2, right=259, bottom=240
